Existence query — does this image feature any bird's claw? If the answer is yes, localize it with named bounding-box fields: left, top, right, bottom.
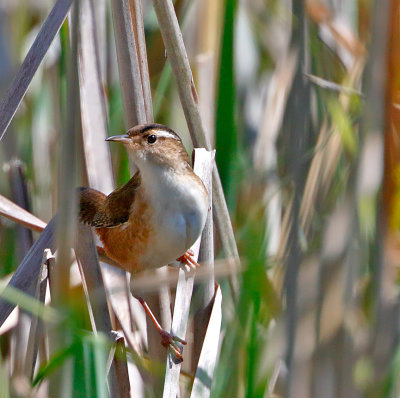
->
left=177, top=249, right=199, bottom=270
left=159, top=329, right=187, bottom=363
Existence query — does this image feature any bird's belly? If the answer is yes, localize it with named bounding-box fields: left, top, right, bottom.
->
left=96, top=170, right=208, bottom=273
left=97, top=206, right=206, bottom=273
left=140, top=208, right=203, bottom=269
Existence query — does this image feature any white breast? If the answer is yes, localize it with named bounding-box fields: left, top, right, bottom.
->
left=139, top=165, right=208, bottom=268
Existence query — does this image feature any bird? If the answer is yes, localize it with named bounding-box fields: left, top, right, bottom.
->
left=78, top=123, right=208, bottom=361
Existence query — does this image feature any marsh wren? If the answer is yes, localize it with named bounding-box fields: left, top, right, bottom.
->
left=79, top=123, right=208, bottom=361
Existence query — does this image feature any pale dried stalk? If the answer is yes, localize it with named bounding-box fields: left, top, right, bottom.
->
left=79, top=0, right=114, bottom=194
left=196, top=54, right=215, bottom=143
left=0, top=194, right=46, bottom=232
left=193, top=150, right=215, bottom=366
left=117, top=257, right=240, bottom=294
left=190, top=285, right=222, bottom=398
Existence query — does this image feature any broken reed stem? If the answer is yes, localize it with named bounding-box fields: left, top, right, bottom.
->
left=112, top=332, right=131, bottom=398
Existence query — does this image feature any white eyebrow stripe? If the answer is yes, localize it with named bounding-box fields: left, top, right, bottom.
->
left=151, top=129, right=178, bottom=140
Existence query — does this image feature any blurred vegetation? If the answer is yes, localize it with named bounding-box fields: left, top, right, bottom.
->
left=0, top=0, right=400, bottom=397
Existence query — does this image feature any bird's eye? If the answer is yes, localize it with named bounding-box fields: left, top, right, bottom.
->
left=147, top=134, right=157, bottom=144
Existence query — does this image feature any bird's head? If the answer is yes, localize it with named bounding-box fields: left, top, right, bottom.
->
left=106, top=123, right=191, bottom=172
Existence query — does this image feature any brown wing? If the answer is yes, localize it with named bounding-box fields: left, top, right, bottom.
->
left=78, top=172, right=141, bottom=228
left=79, top=187, right=108, bottom=227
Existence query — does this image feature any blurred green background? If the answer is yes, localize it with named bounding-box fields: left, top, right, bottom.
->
left=1, top=0, right=400, bottom=397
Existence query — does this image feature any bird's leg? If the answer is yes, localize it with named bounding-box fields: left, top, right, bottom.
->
left=177, top=249, right=199, bottom=270
left=136, top=296, right=187, bottom=362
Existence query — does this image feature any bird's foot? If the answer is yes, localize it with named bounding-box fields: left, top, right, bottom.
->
left=159, top=329, right=187, bottom=363
left=177, top=249, right=199, bottom=270
left=136, top=296, right=187, bottom=362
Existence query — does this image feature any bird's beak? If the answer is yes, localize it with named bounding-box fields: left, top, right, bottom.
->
left=105, top=134, right=130, bottom=143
